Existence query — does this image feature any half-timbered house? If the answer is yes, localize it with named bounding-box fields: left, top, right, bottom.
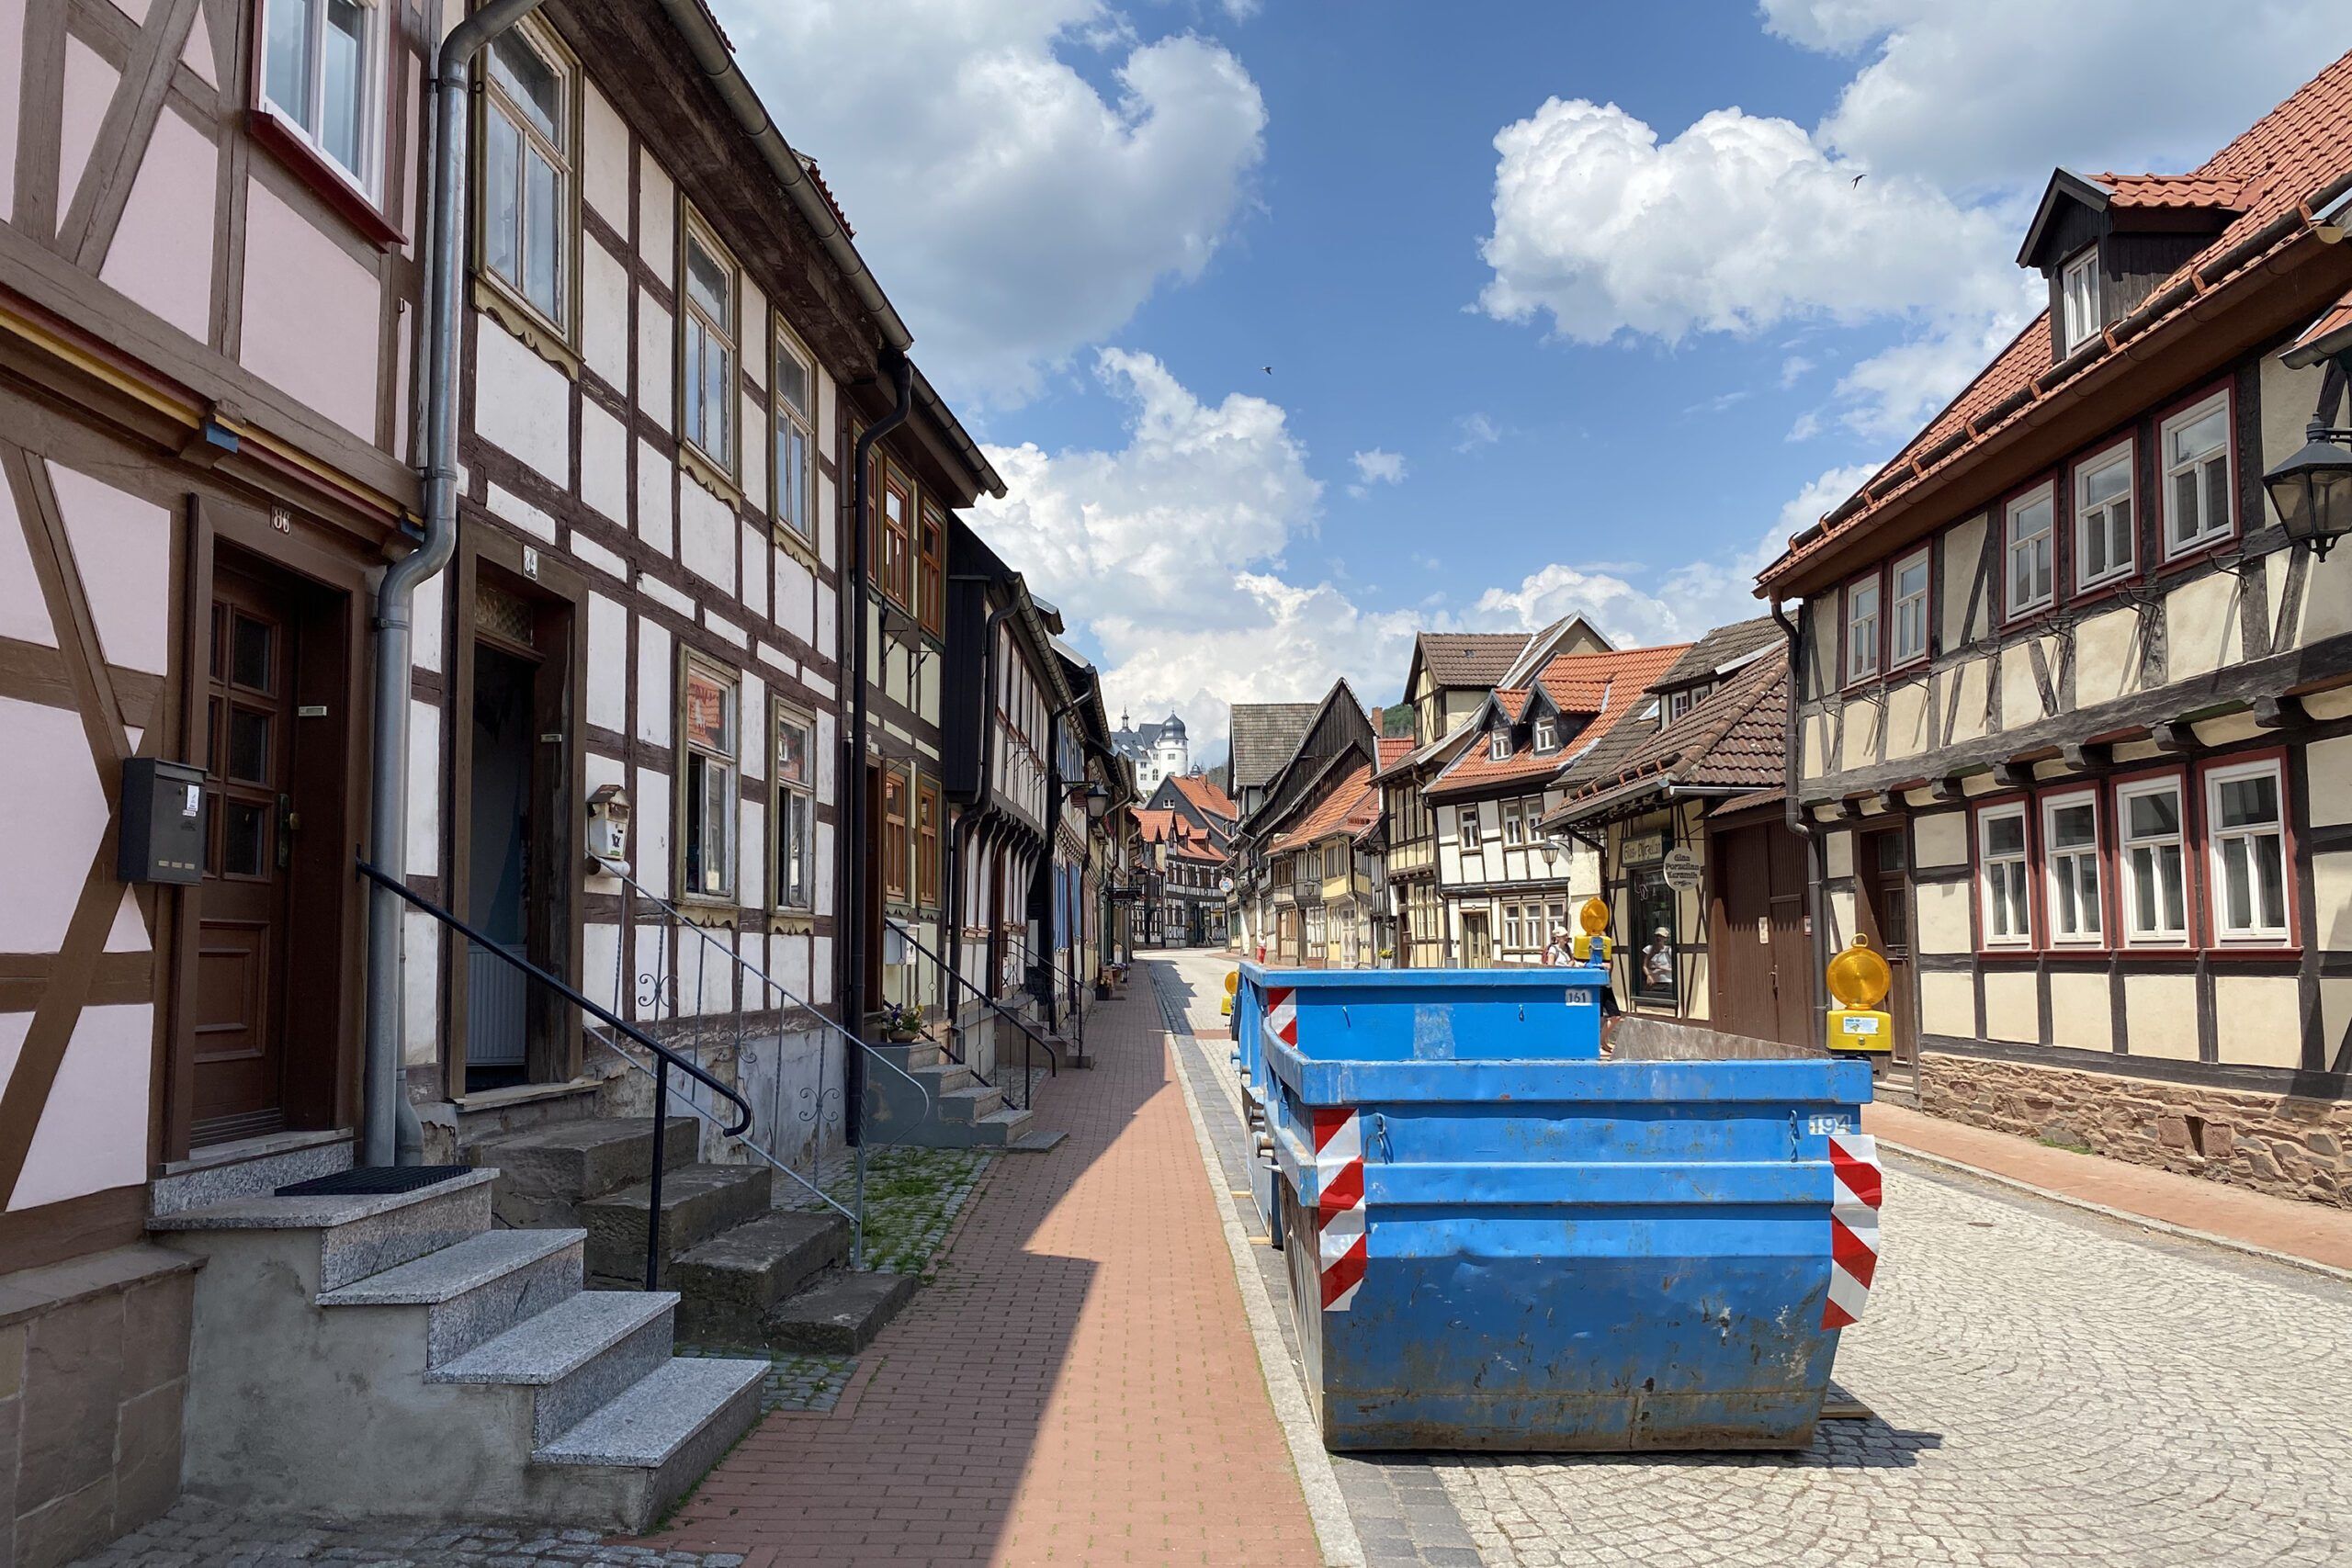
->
left=1756, top=53, right=2352, bottom=1203
left=1223, top=698, right=1319, bottom=955
left=1228, top=682, right=1377, bottom=964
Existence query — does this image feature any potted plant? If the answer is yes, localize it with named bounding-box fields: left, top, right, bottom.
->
left=879, top=1000, right=925, bottom=1043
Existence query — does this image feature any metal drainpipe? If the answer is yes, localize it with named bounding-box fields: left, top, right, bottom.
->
left=841, top=353, right=913, bottom=1149
left=946, top=597, right=1017, bottom=1041
left=365, top=0, right=550, bottom=1168
left=1770, top=597, right=1827, bottom=1043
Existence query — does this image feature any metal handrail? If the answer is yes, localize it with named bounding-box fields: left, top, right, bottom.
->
left=888, top=918, right=1059, bottom=1107
left=356, top=860, right=751, bottom=1290
left=1012, top=932, right=1088, bottom=1054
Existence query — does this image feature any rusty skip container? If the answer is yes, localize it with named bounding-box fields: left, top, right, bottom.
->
left=1238, top=964, right=1882, bottom=1452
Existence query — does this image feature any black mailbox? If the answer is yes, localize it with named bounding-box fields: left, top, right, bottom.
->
left=119, top=758, right=206, bottom=886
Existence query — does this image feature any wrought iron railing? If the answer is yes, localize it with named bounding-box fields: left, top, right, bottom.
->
left=888, top=919, right=1058, bottom=1110
left=606, top=866, right=935, bottom=1270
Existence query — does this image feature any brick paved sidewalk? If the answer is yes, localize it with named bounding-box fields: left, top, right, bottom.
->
left=649, top=985, right=1323, bottom=1567
left=1866, top=1101, right=2352, bottom=1273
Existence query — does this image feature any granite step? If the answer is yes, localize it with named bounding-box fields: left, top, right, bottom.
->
left=670, top=1211, right=851, bottom=1346
left=972, top=1106, right=1038, bottom=1147
left=933, top=1084, right=1005, bottom=1124
left=766, top=1269, right=920, bottom=1355
left=533, top=1357, right=768, bottom=1506
left=468, top=1117, right=699, bottom=1225
left=147, top=1169, right=497, bottom=1292
left=318, top=1227, right=586, bottom=1365
left=426, top=1289, right=680, bottom=1446
left=908, top=1060, right=977, bottom=1097
left=580, top=1163, right=773, bottom=1284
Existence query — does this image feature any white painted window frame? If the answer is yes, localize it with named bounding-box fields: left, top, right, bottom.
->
left=1888, top=547, right=1930, bottom=669
left=2061, top=248, right=2100, bottom=352
left=2202, top=757, right=2290, bottom=946
left=2072, top=439, right=2137, bottom=592
left=2005, top=481, right=2056, bottom=619
left=2160, top=389, right=2234, bottom=559
left=2040, top=789, right=2103, bottom=946
left=1976, top=801, right=2032, bottom=948
left=2115, top=775, right=2189, bottom=947
left=479, top=17, right=575, bottom=334
left=1845, top=574, right=1881, bottom=682
left=772, top=322, right=819, bottom=541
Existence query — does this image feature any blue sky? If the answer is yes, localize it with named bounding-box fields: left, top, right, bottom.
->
left=712, top=0, right=2352, bottom=764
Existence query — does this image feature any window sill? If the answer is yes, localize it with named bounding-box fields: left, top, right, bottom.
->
left=673, top=897, right=742, bottom=929
left=2156, top=536, right=2241, bottom=578
left=773, top=524, right=823, bottom=576
left=2206, top=942, right=2299, bottom=961
left=474, top=277, right=580, bottom=378
left=248, top=107, right=402, bottom=250
left=768, top=910, right=816, bottom=935
left=679, top=441, right=742, bottom=507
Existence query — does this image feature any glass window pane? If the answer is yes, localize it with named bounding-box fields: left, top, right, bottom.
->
left=2132, top=847, right=2157, bottom=931
left=228, top=708, right=270, bottom=784
left=485, top=110, right=521, bottom=287
left=525, top=147, right=560, bottom=316
left=266, top=0, right=312, bottom=116
left=2204, top=459, right=2232, bottom=539
left=2174, top=406, right=2228, bottom=464
left=321, top=0, right=367, bottom=176
left=489, top=33, right=560, bottom=138
left=776, top=722, right=808, bottom=784
left=1985, top=815, right=2023, bottom=856
left=775, top=348, right=809, bottom=417
left=703, top=344, right=729, bottom=461
left=687, top=240, right=729, bottom=325
left=2160, top=846, right=2185, bottom=930
left=2084, top=457, right=2131, bottom=508
left=2222, top=838, right=2253, bottom=929
left=222, top=799, right=268, bottom=877
left=232, top=615, right=274, bottom=692
left=2128, top=789, right=2179, bottom=838
left=2051, top=804, right=2095, bottom=849
left=684, top=667, right=732, bottom=753
left=2172, top=470, right=2199, bottom=544
left=2219, top=774, right=2278, bottom=828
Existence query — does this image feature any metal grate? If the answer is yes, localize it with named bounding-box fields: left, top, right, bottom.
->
left=276, top=1165, right=473, bottom=1198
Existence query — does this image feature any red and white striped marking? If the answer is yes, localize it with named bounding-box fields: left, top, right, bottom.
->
left=1312, top=1106, right=1367, bottom=1312
left=1264, top=987, right=1298, bottom=1048
left=1823, top=1132, right=1883, bottom=1330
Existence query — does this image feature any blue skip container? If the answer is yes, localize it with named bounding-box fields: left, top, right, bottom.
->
left=1237, top=964, right=1880, bottom=1453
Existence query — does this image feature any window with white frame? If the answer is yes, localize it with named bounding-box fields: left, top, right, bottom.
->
left=2205, top=759, right=2289, bottom=944
left=1458, top=807, right=1481, bottom=849
left=682, top=659, right=738, bottom=900
left=1503, top=800, right=1525, bottom=845
left=2075, top=442, right=2135, bottom=590
left=2117, top=776, right=2188, bottom=944
left=2162, top=391, right=2233, bottom=557
left=772, top=704, right=813, bottom=910
left=1978, top=803, right=2031, bottom=945
left=1532, top=717, right=1557, bottom=753
left=1846, top=576, right=1881, bottom=682
left=1889, top=548, right=1929, bottom=667
left=261, top=0, right=384, bottom=194
left=681, top=224, right=737, bottom=470
left=481, top=24, right=571, bottom=327
left=1504, top=904, right=1524, bottom=952
left=773, top=329, right=817, bottom=539
left=2006, top=483, right=2055, bottom=616
left=2041, top=792, right=2102, bottom=944
left=1489, top=728, right=1512, bottom=761
left=2061, top=249, right=2100, bottom=352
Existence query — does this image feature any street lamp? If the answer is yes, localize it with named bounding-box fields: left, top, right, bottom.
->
left=2265, top=348, right=2352, bottom=560
left=1066, top=778, right=1112, bottom=823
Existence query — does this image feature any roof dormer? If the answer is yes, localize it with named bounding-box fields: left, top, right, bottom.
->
left=2018, top=168, right=2242, bottom=365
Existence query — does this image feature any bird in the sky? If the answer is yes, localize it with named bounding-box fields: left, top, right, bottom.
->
left=1261, top=366, right=1273, bottom=375
left=1850, top=173, right=1866, bottom=187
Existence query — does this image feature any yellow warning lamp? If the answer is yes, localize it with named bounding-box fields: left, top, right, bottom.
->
left=1825, top=936, right=1893, bottom=1061
left=1220, top=968, right=1238, bottom=1017
left=1570, top=896, right=1611, bottom=964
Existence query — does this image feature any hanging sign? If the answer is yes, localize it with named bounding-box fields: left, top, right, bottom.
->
left=1662, top=847, right=1702, bottom=891
left=1621, top=832, right=1666, bottom=864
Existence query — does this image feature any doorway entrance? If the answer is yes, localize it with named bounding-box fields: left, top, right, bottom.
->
left=1855, top=827, right=1917, bottom=1064
left=458, top=573, right=576, bottom=1092
left=1710, top=818, right=1812, bottom=1048
left=190, top=551, right=346, bottom=1146
left=1461, top=910, right=1493, bottom=967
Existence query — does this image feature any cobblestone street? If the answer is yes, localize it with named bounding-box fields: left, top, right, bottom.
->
left=1151, top=949, right=2352, bottom=1568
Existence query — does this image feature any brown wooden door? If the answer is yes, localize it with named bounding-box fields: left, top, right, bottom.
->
left=1856, top=827, right=1917, bottom=1063
left=1709, top=821, right=1814, bottom=1048
left=192, top=564, right=299, bottom=1144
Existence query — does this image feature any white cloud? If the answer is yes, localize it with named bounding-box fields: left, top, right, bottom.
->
left=1453, top=412, right=1502, bottom=452
left=1765, top=0, right=2352, bottom=193
left=1477, top=99, right=2015, bottom=345
left=1351, top=448, right=1408, bottom=486
left=711, top=0, right=1266, bottom=402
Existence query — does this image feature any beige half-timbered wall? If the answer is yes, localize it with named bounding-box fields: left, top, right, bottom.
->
left=1430, top=792, right=1596, bottom=964
left=1791, top=337, right=2352, bottom=1204
left=3, top=0, right=429, bottom=1255
left=1596, top=804, right=1714, bottom=1021
left=411, top=6, right=878, bottom=1169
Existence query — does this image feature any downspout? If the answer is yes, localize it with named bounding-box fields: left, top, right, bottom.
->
left=1770, top=596, right=1826, bottom=1045
left=366, top=0, right=550, bottom=1168
left=947, top=596, right=1018, bottom=1044
left=1041, top=694, right=1089, bottom=1036
left=842, top=353, right=913, bottom=1146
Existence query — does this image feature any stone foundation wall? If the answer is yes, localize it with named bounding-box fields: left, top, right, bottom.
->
left=2, top=1247, right=198, bottom=1568
left=1921, top=1053, right=2351, bottom=1208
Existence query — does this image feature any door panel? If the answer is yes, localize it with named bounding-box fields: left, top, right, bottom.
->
left=192, top=565, right=298, bottom=1144
left=1462, top=911, right=1492, bottom=967
left=1856, top=828, right=1917, bottom=1063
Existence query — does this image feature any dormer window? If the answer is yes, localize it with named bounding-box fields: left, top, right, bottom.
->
left=1532, top=717, right=1557, bottom=753
left=2061, top=249, right=2100, bottom=352
left=1489, top=729, right=1512, bottom=761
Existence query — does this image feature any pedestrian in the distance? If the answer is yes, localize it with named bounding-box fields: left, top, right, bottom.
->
left=1541, top=925, right=1576, bottom=967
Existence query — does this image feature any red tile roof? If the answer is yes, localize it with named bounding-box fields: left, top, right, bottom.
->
left=1376, top=736, right=1415, bottom=772
left=1269, top=760, right=1380, bottom=852
left=1167, top=773, right=1238, bottom=821
left=1546, top=644, right=1791, bottom=825
left=1425, top=643, right=1693, bottom=802
left=1759, top=49, right=2352, bottom=594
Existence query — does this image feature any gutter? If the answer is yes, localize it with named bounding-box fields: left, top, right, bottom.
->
left=652, top=0, right=912, bottom=354
left=364, top=0, right=551, bottom=1169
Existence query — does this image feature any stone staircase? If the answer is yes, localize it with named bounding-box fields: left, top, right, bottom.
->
left=466, top=1117, right=918, bottom=1354
left=148, top=1169, right=764, bottom=1532
left=867, top=1040, right=1065, bottom=1151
